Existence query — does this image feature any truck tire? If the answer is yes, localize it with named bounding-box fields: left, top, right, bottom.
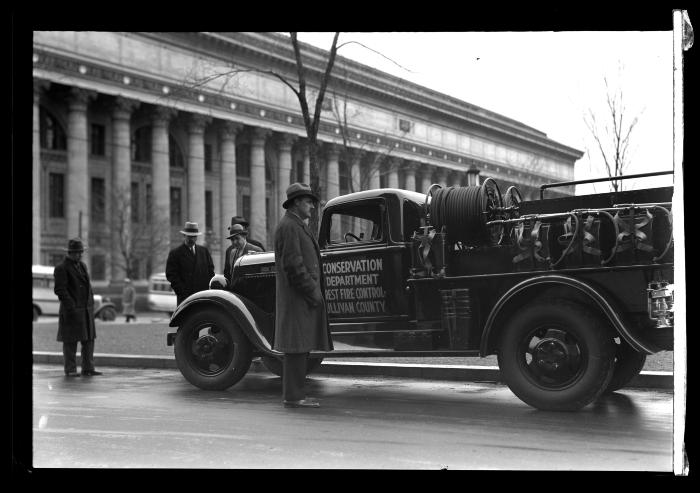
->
left=261, top=355, right=324, bottom=377
left=604, top=340, right=647, bottom=393
left=497, top=299, right=616, bottom=411
left=174, top=308, right=252, bottom=390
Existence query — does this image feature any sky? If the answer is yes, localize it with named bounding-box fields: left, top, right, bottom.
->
left=295, top=31, right=675, bottom=194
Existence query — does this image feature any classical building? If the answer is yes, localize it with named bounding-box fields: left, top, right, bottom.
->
left=32, top=31, right=583, bottom=285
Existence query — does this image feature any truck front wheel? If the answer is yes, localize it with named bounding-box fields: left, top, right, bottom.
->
left=174, top=308, right=252, bottom=390
left=497, top=300, right=616, bottom=411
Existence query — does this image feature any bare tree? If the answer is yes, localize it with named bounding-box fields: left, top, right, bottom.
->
left=583, top=75, right=642, bottom=192
left=111, top=187, right=172, bottom=279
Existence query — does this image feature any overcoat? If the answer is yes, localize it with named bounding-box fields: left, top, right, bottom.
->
left=121, top=284, right=136, bottom=316
left=53, top=257, right=96, bottom=343
left=166, top=243, right=215, bottom=305
left=223, top=241, right=263, bottom=285
left=273, top=211, right=333, bottom=353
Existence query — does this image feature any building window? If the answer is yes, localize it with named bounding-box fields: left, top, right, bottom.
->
left=169, top=136, right=184, bottom=168
left=132, top=126, right=152, bottom=162
left=40, top=108, right=67, bottom=150
left=145, top=183, right=152, bottom=224
left=91, top=177, right=105, bottom=223
left=242, top=195, right=251, bottom=224
left=398, top=118, right=412, bottom=133
left=90, top=255, right=106, bottom=280
left=204, top=143, right=213, bottom=171
left=296, top=160, right=305, bottom=183
left=48, top=172, right=64, bottom=218
left=49, top=253, right=64, bottom=266
left=205, top=190, right=213, bottom=232
left=339, top=161, right=350, bottom=194
left=130, top=258, right=141, bottom=280
left=170, top=187, right=182, bottom=226
left=236, top=144, right=250, bottom=177
left=131, top=182, right=140, bottom=223
left=90, top=124, right=106, bottom=156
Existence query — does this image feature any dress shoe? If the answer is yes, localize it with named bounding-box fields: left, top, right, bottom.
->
left=81, top=370, right=103, bottom=376
left=283, top=398, right=320, bottom=408
left=65, top=371, right=80, bottom=377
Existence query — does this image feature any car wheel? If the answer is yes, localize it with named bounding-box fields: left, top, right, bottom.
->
left=604, top=339, right=647, bottom=393
left=497, top=299, right=616, bottom=411
left=261, top=355, right=324, bottom=377
left=174, top=308, right=252, bottom=390
left=100, top=307, right=117, bottom=321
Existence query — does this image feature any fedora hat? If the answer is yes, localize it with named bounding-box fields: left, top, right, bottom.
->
left=180, top=221, right=203, bottom=236
left=226, top=223, right=249, bottom=240
left=283, top=182, right=319, bottom=209
left=228, top=215, right=249, bottom=229
left=64, top=237, right=87, bottom=252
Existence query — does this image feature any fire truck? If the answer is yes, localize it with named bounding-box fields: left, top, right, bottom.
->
left=165, top=172, right=674, bottom=411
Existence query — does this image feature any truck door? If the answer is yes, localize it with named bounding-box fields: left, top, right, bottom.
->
left=319, top=197, right=411, bottom=349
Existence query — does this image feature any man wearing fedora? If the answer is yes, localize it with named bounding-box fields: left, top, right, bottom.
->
left=223, top=222, right=262, bottom=287
left=273, top=183, right=333, bottom=408
left=53, top=238, right=101, bottom=377
left=166, top=221, right=215, bottom=306
left=227, top=215, right=265, bottom=251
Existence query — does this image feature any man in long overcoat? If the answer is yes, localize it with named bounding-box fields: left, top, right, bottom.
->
left=273, top=183, right=333, bottom=408
left=166, top=222, right=215, bottom=306
left=53, top=237, right=101, bottom=377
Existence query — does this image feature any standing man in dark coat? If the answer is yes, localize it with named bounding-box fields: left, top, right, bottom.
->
left=223, top=223, right=263, bottom=287
left=273, top=183, right=333, bottom=408
left=166, top=221, right=215, bottom=306
left=53, top=238, right=102, bottom=377
left=227, top=215, right=265, bottom=251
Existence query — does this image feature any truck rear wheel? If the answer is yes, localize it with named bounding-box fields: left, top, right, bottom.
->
left=261, top=355, right=324, bottom=377
left=604, top=339, right=647, bottom=393
left=497, top=300, right=616, bottom=411
left=174, top=308, right=252, bottom=390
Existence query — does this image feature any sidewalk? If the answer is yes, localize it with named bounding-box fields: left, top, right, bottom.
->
left=31, top=351, right=673, bottom=389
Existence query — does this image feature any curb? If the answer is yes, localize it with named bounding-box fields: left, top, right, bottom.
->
left=32, top=351, right=673, bottom=389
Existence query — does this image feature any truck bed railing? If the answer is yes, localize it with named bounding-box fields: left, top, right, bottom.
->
left=539, top=170, right=674, bottom=200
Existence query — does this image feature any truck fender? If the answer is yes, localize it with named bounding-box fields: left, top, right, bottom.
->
left=480, top=274, right=656, bottom=356
left=169, top=290, right=282, bottom=357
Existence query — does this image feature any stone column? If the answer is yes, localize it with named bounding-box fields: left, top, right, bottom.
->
left=66, top=88, right=96, bottom=241
left=187, top=114, right=211, bottom=241
left=219, top=121, right=243, bottom=267
left=420, top=164, right=434, bottom=194
left=151, top=106, right=177, bottom=274
left=368, top=155, right=381, bottom=190
left=404, top=161, right=419, bottom=192
left=436, top=167, right=449, bottom=188
left=302, top=145, right=311, bottom=185
left=250, top=127, right=270, bottom=245
left=33, top=80, right=49, bottom=264
left=324, top=144, right=341, bottom=239
left=277, top=133, right=296, bottom=219
left=111, top=97, right=139, bottom=281
left=386, top=158, right=400, bottom=189
left=349, top=149, right=365, bottom=193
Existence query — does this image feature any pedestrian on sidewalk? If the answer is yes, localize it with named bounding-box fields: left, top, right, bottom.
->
left=122, top=278, right=137, bottom=322
left=53, top=237, right=102, bottom=377
left=273, top=183, right=333, bottom=408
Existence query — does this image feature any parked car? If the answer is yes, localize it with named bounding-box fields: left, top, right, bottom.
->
left=32, top=264, right=117, bottom=321
left=147, top=272, right=177, bottom=316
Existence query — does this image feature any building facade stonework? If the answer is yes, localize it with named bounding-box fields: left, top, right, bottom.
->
left=33, top=31, right=583, bottom=285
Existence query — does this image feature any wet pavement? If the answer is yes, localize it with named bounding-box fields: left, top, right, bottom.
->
left=31, top=364, right=674, bottom=470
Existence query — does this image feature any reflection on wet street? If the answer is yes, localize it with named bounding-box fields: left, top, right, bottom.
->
left=31, top=364, right=673, bottom=470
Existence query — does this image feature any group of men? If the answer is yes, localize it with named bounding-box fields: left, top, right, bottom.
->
left=53, top=182, right=332, bottom=408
